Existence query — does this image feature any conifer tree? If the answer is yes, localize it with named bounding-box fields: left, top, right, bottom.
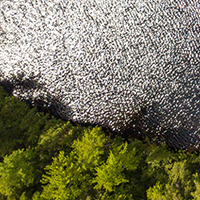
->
left=40, top=126, right=106, bottom=200
left=0, top=149, right=35, bottom=199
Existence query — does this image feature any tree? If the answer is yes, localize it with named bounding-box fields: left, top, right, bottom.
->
left=40, top=126, right=105, bottom=200
left=40, top=126, right=142, bottom=200
left=146, top=148, right=194, bottom=200
left=93, top=142, right=138, bottom=192
left=0, top=94, right=29, bottom=157
left=0, top=149, right=35, bottom=199
left=72, top=126, right=106, bottom=170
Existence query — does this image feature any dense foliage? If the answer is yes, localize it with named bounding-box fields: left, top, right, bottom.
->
left=1, top=86, right=200, bottom=200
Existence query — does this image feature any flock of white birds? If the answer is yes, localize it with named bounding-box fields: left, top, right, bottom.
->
left=0, top=0, right=199, bottom=150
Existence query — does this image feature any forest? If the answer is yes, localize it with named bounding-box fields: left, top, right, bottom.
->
left=0, top=85, right=200, bottom=200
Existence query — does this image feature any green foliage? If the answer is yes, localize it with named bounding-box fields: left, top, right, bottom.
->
left=0, top=94, right=29, bottom=157
left=0, top=86, right=8, bottom=109
left=42, top=151, right=92, bottom=200
left=40, top=127, right=105, bottom=200
left=191, top=173, right=200, bottom=200
left=0, top=86, right=64, bottom=158
left=40, top=126, right=141, bottom=199
left=72, top=126, right=106, bottom=170
left=146, top=147, right=194, bottom=200
left=20, top=107, right=51, bottom=145
left=0, top=149, right=35, bottom=199
left=36, top=121, right=86, bottom=177
left=32, top=192, right=43, bottom=200
left=38, top=121, right=84, bottom=155
left=93, top=142, right=138, bottom=192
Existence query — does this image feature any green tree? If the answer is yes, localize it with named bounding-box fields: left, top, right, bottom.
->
left=40, top=127, right=141, bottom=200
left=146, top=147, right=194, bottom=200
left=0, top=149, right=35, bottom=199
left=72, top=126, right=106, bottom=170
left=0, top=86, right=66, bottom=158
left=0, top=94, right=29, bottom=157
left=40, top=126, right=105, bottom=200
left=93, top=142, right=138, bottom=192
left=191, top=173, right=200, bottom=200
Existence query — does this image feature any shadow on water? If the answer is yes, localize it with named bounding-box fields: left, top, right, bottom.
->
left=0, top=78, right=199, bottom=152
left=0, top=77, right=72, bottom=121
